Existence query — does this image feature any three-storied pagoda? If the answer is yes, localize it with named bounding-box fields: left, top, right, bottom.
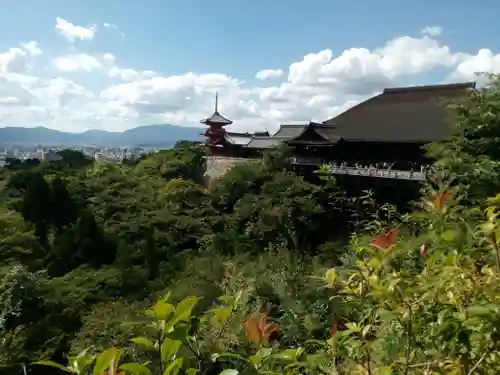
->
left=201, top=93, right=233, bottom=155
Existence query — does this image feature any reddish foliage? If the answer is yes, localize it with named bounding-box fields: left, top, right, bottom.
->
left=427, top=190, right=450, bottom=213
left=244, top=313, right=279, bottom=345
left=370, top=228, right=400, bottom=251
left=330, top=317, right=338, bottom=338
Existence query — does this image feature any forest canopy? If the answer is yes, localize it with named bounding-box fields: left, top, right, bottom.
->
left=3, top=74, right=500, bottom=374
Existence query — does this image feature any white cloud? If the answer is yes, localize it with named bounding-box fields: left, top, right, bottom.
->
left=55, top=17, right=97, bottom=42
left=108, top=67, right=157, bottom=81
left=103, top=22, right=125, bottom=37
left=449, top=49, right=500, bottom=81
left=52, top=54, right=103, bottom=72
left=0, top=41, right=41, bottom=74
left=255, top=69, right=284, bottom=80
left=20, top=41, right=42, bottom=57
left=51, top=51, right=157, bottom=81
left=0, top=96, right=21, bottom=105
left=1, top=28, right=500, bottom=133
left=421, top=26, right=443, bottom=37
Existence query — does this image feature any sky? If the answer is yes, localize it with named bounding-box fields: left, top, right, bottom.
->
left=0, top=0, right=500, bottom=134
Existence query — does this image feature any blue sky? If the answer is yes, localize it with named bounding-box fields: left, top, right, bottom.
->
left=0, top=0, right=499, bottom=132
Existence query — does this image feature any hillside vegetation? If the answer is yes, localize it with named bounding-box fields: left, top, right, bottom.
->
left=2, top=75, right=500, bottom=375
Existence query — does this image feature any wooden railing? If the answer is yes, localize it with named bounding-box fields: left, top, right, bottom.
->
left=291, top=157, right=428, bottom=181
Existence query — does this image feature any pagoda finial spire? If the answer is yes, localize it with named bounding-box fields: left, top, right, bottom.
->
left=215, top=92, right=218, bottom=113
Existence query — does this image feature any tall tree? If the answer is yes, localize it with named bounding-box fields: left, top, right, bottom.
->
left=143, top=225, right=158, bottom=280
left=74, top=210, right=115, bottom=268
left=20, top=173, right=51, bottom=246
left=46, top=229, right=76, bottom=276
left=50, top=176, right=78, bottom=233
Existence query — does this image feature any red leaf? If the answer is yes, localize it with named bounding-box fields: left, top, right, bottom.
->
left=370, top=228, right=400, bottom=250
left=244, top=313, right=279, bottom=345
left=330, top=318, right=338, bottom=338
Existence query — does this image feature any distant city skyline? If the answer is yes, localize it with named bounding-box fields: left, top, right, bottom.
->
left=0, top=123, right=202, bottom=147
left=0, top=0, right=500, bottom=133
left=0, top=145, right=152, bottom=167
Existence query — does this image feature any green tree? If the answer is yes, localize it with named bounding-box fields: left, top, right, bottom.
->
left=50, top=176, right=78, bottom=232
left=135, top=142, right=206, bottom=184
left=0, top=208, right=45, bottom=269
left=45, top=229, right=76, bottom=276
left=143, top=225, right=158, bottom=280
left=56, top=149, right=93, bottom=169
left=74, top=210, right=116, bottom=268
left=20, top=173, right=51, bottom=246
left=426, top=73, right=500, bottom=204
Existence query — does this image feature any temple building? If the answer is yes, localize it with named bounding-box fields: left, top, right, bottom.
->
left=202, top=82, right=475, bottom=185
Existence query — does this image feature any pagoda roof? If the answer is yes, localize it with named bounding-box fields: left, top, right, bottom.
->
left=320, top=82, right=475, bottom=143
left=201, top=111, right=233, bottom=125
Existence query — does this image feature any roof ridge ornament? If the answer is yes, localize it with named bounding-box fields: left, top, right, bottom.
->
left=200, top=92, right=233, bottom=125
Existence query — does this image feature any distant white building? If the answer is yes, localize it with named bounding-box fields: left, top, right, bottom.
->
left=0, top=153, right=6, bottom=167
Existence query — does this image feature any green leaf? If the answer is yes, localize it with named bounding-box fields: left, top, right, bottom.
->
left=161, top=338, right=182, bottom=364
left=210, top=305, right=233, bottom=327
left=131, top=336, right=157, bottom=351
left=167, top=324, right=190, bottom=341
left=120, top=363, right=153, bottom=375
left=249, top=348, right=272, bottom=366
left=162, top=358, right=183, bottom=375
left=185, top=370, right=198, bottom=375
left=271, top=348, right=304, bottom=361
left=324, top=268, right=337, bottom=285
left=211, top=353, right=250, bottom=364
left=175, top=297, right=200, bottom=321
left=218, top=371, right=238, bottom=375
left=32, top=361, right=71, bottom=373
left=151, top=300, right=175, bottom=320
left=68, top=350, right=95, bottom=374
left=441, top=229, right=458, bottom=242
left=466, top=305, right=498, bottom=319
left=165, top=297, right=200, bottom=331
left=377, top=365, right=393, bottom=375
left=93, top=348, right=120, bottom=375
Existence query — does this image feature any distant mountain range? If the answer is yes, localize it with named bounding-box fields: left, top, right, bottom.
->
left=0, top=124, right=204, bottom=147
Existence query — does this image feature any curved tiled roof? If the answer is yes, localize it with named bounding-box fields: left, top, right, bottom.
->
left=224, top=132, right=253, bottom=146
left=246, top=136, right=284, bottom=149
left=321, top=82, right=475, bottom=143
left=201, top=111, right=233, bottom=125
left=285, top=122, right=340, bottom=145
left=273, top=124, right=308, bottom=138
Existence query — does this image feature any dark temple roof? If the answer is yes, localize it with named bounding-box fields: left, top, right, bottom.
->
left=246, top=136, right=285, bottom=149
left=321, top=82, right=475, bottom=143
left=224, top=132, right=253, bottom=145
left=273, top=124, right=308, bottom=138
left=285, top=122, right=340, bottom=146
left=201, top=111, right=233, bottom=125
left=223, top=125, right=310, bottom=149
